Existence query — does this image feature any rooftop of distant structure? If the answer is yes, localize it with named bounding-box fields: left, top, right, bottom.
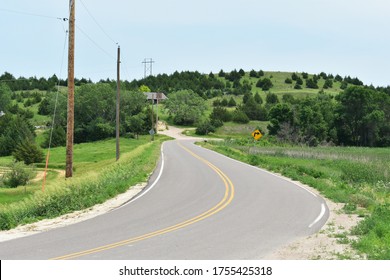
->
left=144, top=92, right=168, bottom=100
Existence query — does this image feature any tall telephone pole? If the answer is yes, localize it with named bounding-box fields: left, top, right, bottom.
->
left=66, top=0, right=75, bottom=178
left=116, top=46, right=121, bottom=161
left=142, top=58, right=155, bottom=78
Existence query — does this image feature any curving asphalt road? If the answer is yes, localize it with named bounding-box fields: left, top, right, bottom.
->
left=0, top=139, right=328, bottom=259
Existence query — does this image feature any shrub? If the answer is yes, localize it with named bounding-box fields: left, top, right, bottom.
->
left=256, top=78, right=273, bottom=91
left=210, top=106, right=232, bottom=123
left=2, top=161, right=33, bottom=188
left=227, top=97, right=237, bottom=107
left=232, top=110, right=250, bottom=124
left=249, top=70, right=259, bottom=78
left=220, top=98, right=228, bottom=107
left=294, top=83, right=302, bottom=89
left=212, top=99, right=221, bottom=107
left=196, top=121, right=216, bottom=135
left=306, top=78, right=319, bottom=89
left=323, top=79, right=333, bottom=89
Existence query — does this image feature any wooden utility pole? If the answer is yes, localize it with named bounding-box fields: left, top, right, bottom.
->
left=66, top=0, right=75, bottom=178
left=151, top=93, right=154, bottom=141
left=116, top=46, right=121, bottom=161
left=155, top=93, right=161, bottom=134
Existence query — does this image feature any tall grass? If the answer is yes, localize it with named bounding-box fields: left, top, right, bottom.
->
left=200, top=140, right=390, bottom=259
left=0, top=136, right=169, bottom=230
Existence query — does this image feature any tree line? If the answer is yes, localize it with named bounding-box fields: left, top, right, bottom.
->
left=200, top=86, right=390, bottom=147
left=0, top=82, right=156, bottom=164
left=0, top=72, right=92, bottom=92
left=1, top=69, right=390, bottom=164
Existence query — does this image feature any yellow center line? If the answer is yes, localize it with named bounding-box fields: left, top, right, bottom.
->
left=51, top=141, right=234, bottom=260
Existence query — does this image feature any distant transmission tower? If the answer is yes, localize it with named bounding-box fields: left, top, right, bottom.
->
left=142, top=58, right=155, bottom=78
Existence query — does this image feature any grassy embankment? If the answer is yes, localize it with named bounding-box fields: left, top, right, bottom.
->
left=199, top=138, right=390, bottom=259
left=0, top=135, right=169, bottom=230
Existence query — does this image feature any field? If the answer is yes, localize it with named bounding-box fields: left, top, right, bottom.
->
left=0, top=135, right=169, bottom=229
left=217, top=71, right=344, bottom=100
left=199, top=139, right=390, bottom=259
left=0, top=137, right=151, bottom=204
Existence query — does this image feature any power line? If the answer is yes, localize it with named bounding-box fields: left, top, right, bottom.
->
left=0, top=7, right=67, bottom=21
left=42, top=30, right=69, bottom=192
left=2, top=4, right=119, bottom=80
left=76, top=24, right=115, bottom=60
left=79, top=0, right=118, bottom=45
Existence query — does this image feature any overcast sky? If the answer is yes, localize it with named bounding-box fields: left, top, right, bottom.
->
left=1, top=0, right=389, bottom=86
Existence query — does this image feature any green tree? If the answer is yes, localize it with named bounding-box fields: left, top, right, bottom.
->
left=334, top=74, right=343, bottom=82
left=196, top=120, right=216, bottom=135
left=227, top=96, right=236, bottom=107
left=127, top=114, right=145, bottom=139
left=164, top=90, right=207, bottom=125
left=254, top=92, right=263, bottom=104
left=249, top=70, right=259, bottom=78
left=139, top=85, right=151, bottom=92
left=282, top=93, right=296, bottom=104
left=256, top=78, right=273, bottom=91
left=220, top=98, right=228, bottom=107
left=267, top=103, right=293, bottom=135
left=335, top=86, right=390, bottom=146
left=306, top=78, right=319, bottom=89
left=0, top=115, right=36, bottom=156
left=74, top=83, right=117, bottom=142
left=38, top=98, right=51, bottom=115
left=242, top=96, right=267, bottom=120
left=266, top=92, right=279, bottom=106
left=13, top=139, right=44, bottom=165
left=0, top=83, right=12, bottom=111
left=231, top=109, right=249, bottom=124
left=42, top=126, right=66, bottom=148
left=297, top=101, right=328, bottom=145
left=210, top=106, right=231, bottom=123
left=218, top=69, right=225, bottom=77
left=323, top=79, right=333, bottom=89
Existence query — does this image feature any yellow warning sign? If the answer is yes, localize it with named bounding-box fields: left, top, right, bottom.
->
left=251, top=129, right=263, bottom=141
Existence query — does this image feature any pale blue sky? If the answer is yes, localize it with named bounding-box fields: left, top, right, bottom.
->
left=1, top=0, right=389, bottom=86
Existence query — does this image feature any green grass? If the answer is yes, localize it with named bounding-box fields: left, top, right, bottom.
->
left=199, top=139, right=390, bottom=259
left=38, top=137, right=151, bottom=173
left=0, top=170, right=58, bottom=205
left=183, top=121, right=270, bottom=140
left=0, top=135, right=170, bottom=229
left=243, top=71, right=343, bottom=98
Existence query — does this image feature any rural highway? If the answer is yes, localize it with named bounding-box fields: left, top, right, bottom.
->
left=0, top=139, right=328, bottom=259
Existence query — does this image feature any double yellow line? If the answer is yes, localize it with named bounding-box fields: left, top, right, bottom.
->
left=52, top=142, right=234, bottom=260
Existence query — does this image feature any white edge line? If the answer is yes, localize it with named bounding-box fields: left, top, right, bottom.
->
left=115, top=143, right=165, bottom=210
left=193, top=142, right=318, bottom=198
left=191, top=142, right=328, bottom=229
left=309, top=203, right=326, bottom=228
